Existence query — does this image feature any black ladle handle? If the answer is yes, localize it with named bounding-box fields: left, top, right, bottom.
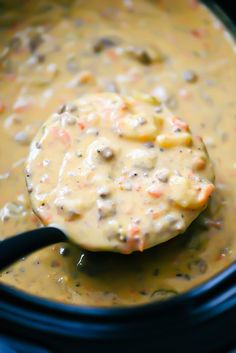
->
left=0, top=227, right=67, bottom=271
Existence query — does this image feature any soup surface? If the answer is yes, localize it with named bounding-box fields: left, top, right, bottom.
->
left=0, top=0, right=235, bottom=306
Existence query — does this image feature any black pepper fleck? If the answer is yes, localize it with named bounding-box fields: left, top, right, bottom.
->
left=176, top=273, right=191, bottom=280
left=144, top=142, right=155, bottom=148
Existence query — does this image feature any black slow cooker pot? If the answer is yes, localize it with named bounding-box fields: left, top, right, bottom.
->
left=0, top=1, right=235, bottom=352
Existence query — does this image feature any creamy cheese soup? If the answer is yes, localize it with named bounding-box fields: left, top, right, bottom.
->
left=0, top=0, right=235, bottom=306
left=26, top=93, right=214, bottom=253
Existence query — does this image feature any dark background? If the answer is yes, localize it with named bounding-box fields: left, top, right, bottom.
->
left=215, top=0, right=236, bottom=21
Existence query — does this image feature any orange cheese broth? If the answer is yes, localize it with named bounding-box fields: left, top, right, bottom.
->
left=0, top=0, right=235, bottom=306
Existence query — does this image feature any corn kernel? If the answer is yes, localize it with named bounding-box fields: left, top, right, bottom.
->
left=117, top=115, right=158, bottom=141
left=156, top=132, right=192, bottom=148
left=132, top=91, right=161, bottom=105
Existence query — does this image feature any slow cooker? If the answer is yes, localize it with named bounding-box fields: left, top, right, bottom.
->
left=0, top=1, right=235, bottom=352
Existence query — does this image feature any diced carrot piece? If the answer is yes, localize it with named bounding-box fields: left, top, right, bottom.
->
left=191, top=29, right=204, bottom=38
left=198, top=183, right=215, bottom=204
left=152, top=211, right=161, bottom=220
left=14, top=105, right=28, bottom=113
left=122, top=228, right=140, bottom=254
left=172, top=117, right=189, bottom=131
left=148, top=188, right=163, bottom=198
left=78, top=121, right=86, bottom=130
left=190, top=0, right=199, bottom=9
left=0, top=102, right=5, bottom=114
left=130, top=225, right=140, bottom=237
left=118, top=103, right=129, bottom=117
left=138, top=238, right=145, bottom=252
left=4, top=73, right=16, bottom=82
left=106, top=49, right=118, bottom=61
